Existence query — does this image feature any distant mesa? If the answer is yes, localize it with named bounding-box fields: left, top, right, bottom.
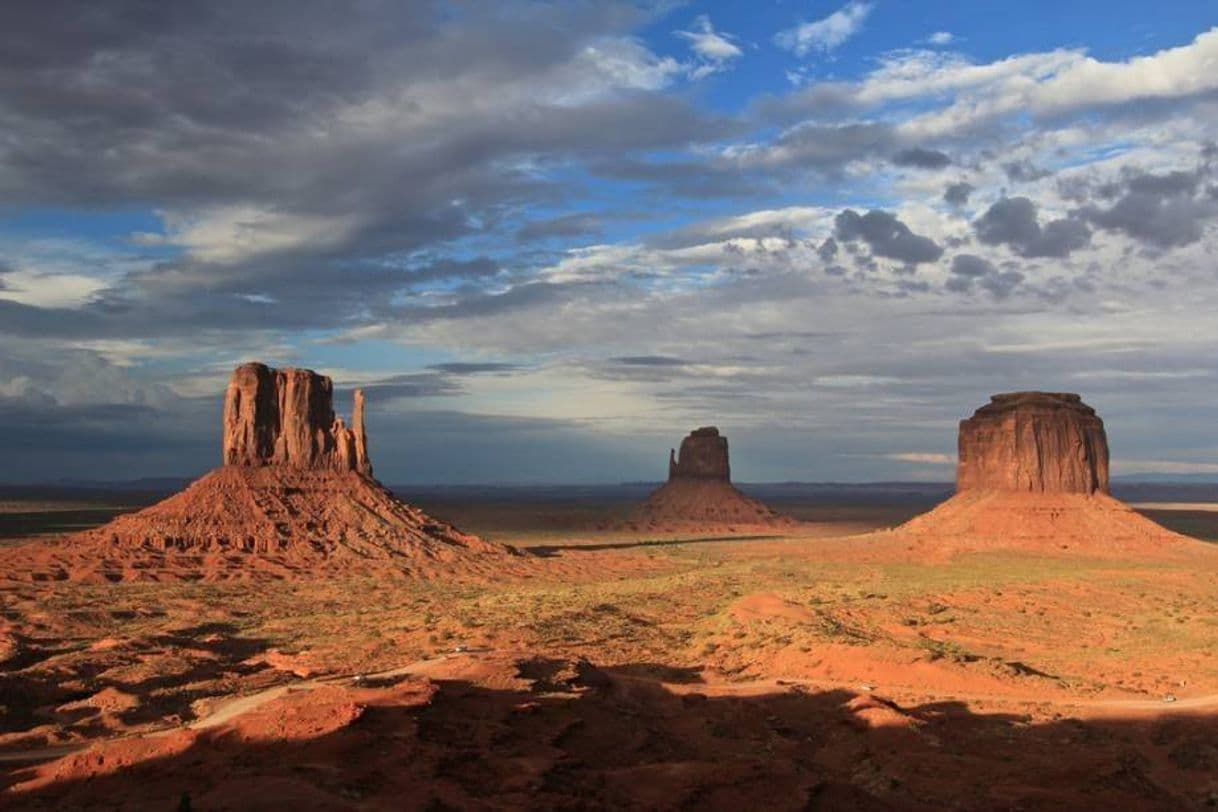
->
left=2, top=363, right=514, bottom=582
left=627, top=426, right=793, bottom=532
left=894, top=391, right=1198, bottom=557
left=957, top=392, right=1108, bottom=494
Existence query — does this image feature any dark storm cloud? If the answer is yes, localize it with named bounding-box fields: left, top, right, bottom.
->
left=589, top=157, right=766, bottom=198
left=385, top=281, right=591, bottom=325
left=610, top=355, right=688, bottom=366
left=949, top=254, right=996, bottom=279
left=1002, top=160, right=1051, bottom=182
left=0, top=360, right=217, bottom=481
left=946, top=254, right=1024, bottom=299
left=892, top=148, right=951, bottom=169
left=749, top=81, right=858, bottom=125
left=0, top=2, right=704, bottom=204
left=427, top=362, right=522, bottom=375
left=0, top=0, right=729, bottom=342
left=974, top=197, right=1091, bottom=258
left=365, top=409, right=656, bottom=485
left=0, top=253, right=508, bottom=341
left=834, top=209, right=944, bottom=265
left=757, top=122, right=897, bottom=171
left=943, top=182, right=974, bottom=207
left=1077, top=166, right=1218, bottom=249
left=350, top=373, right=463, bottom=401
left=816, top=237, right=839, bottom=262
left=515, top=214, right=603, bottom=243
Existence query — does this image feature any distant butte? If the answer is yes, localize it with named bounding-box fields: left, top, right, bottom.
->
left=1, top=363, right=514, bottom=582
left=893, top=392, right=1196, bottom=557
left=627, top=426, right=792, bottom=532
left=668, top=426, right=731, bottom=481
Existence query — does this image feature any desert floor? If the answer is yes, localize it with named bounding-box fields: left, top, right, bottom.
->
left=1, top=486, right=1217, bottom=810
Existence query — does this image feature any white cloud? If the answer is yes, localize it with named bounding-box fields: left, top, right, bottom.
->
left=0, top=268, right=109, bottom=308
left=676, top=15, right=743, bottom=76
left=927, top=31, right=954, bottom=46
left=1114, top=460, right=1218, bottom=475
left=775, top=1, right=874, bottom=57
left=573, top=37, right=683, bottom=95
left=142, top=206, right=363, bottom=265
left=885, top=28, right=1218, bottom=139
left=887, top=452, right=955, bottom=465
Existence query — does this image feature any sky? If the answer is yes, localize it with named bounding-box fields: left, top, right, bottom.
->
left=2, top=1, right=1218, bottom=484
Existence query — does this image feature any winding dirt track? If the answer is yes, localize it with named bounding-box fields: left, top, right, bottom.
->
left=4, top=649, right=1217, bottom=765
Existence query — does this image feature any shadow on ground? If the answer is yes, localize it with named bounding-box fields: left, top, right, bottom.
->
left=3, top=657, right=1216, bottom=810
left=529, top=534, right=787, bottom=556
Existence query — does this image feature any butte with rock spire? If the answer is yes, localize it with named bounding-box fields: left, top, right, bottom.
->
left=625, top=426, right=792, bottom=532
left=1, top=363, right=513, bottom=582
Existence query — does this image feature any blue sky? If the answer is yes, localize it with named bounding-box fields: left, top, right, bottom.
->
left=1, top=1, right=1217, bottom=483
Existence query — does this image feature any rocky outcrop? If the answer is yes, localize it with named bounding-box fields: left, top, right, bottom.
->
left=956, top=392, right=1109, bottom=495
left=222, top=363, right=371, bottom=476
left=8, top=361, right=516, bottom=581
left=668, top=427, right=731, bottom=481
left=890, top=391, right=1199, bottom=558
left=630, top=426, right=792, bottom=531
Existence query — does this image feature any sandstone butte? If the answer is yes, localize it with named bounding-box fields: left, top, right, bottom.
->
left=956, top=392, right=1109, bottom=494
left=627, top=426, right=792, bottom=531
left=0, top=363, right=514, bottom=583
left=222, top=363, right=371, bottom=475
left=895, top=391, right=1200, bottom=557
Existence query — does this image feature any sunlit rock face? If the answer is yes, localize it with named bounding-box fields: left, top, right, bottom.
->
left=956, top=392, right=1109, bottom=495
left=222, top=362, right=371, bottom=476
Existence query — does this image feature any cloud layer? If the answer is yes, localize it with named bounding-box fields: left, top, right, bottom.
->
left=1, top=4, right=1217, bottom=482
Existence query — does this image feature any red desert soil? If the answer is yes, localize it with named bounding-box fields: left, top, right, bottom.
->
left=2, top=389, right=1218, bottom=808
left=624, top=476, right=797, bottom=534
left=878, top=490, right=1208, bottom=560
left=6, top=649, right=1218, bottom=810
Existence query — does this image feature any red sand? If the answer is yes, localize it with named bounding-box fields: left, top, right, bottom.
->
left=886, top=490, right=1207, bottom=559
left=624, top=478, right=796, bottom=534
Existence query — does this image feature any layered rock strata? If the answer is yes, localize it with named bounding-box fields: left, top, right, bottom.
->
left=892, top=392, right=1193, bottom=558
left=956, top=392, right=1108, bottom=494
left=222, top=363, right=371, bottom=476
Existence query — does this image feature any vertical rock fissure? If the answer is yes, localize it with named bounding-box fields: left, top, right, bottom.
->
left=956, top=392, right=1109, bottom=495
left=222, top=363, right=372, bottom=475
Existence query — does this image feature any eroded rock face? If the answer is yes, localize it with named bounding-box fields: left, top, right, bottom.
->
left=668, top=426, right=730, bottom=481
left=956, top=392, right=1108, bottom=494
left=222, top=363, right=371, bottom=475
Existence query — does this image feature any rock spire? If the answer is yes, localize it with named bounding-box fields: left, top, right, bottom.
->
left=221, top=363, right=371, bottom=476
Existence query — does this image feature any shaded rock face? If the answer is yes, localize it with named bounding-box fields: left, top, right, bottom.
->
left=668, top=426, right=731, bottom=481
left=957, top=392, right=1109, bottom=494
left=222, top=363, right=371, bottom=475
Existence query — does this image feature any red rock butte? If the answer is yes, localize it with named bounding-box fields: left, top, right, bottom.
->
left=956, top=392, right=1109, bottom=494
left=668, top=426, right=731, bottom=481
left=0, top=363, right=515, bottom=582
left=628, top=426, right=792, bottom=532
left=893, top=391, right=1198, bottom=558
left=223, top=363, right=371, bottom=475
